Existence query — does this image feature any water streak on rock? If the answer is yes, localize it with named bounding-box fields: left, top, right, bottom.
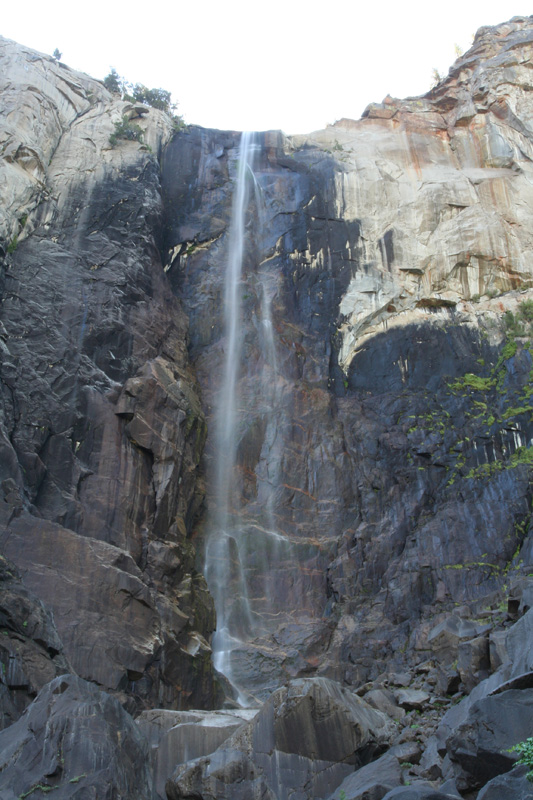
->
left=205, top=132, right=258, bottom=701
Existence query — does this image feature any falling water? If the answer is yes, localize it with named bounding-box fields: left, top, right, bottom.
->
left=205, top=132, right=311, bottom=704
left=205, top=132, right=258, bottom=703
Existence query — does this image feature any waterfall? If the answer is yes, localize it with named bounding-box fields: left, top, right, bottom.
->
left=204, top=132, right=311, bottom=705
left=205, top=132, right=258, bottom=704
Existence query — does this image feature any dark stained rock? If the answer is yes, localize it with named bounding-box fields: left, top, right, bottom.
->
left=445, top=688, right=533, bottom=791
left=381, top=787, right=460, bottom=800
left=136, top=707, right=256, bottom=799
left=476, top=765, right=533, bottom=799
left=0, top=674, right=153, bottom=800
left=166, top=678, right=395, bottom=800
left=327, top=752, right=402, bottom=799
left=0, top=38, right=220, bottom=711
left=0, top=553, right=70, bottom=727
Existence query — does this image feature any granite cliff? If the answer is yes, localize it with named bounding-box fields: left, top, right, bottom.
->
left=2, top=16, right=533, bottom=800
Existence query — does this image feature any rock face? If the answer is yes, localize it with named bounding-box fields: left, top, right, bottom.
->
left=0, top=674, right=154, bottom=800
left=3, top=14, right=533, bottom=800
left=161, top=15, right=533, bottom=696
left=0, top=554, right=70, bottom=727
left=166, top=677, right=395, bottom=800
left=0, top=36, right=220, bottom=711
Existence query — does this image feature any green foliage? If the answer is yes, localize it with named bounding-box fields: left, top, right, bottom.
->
left=104, top=67, right=122, bottom=94
left=52, top=48, right=62, bottom=61
left=520, top=299, right=533, bottom=321
left=509, top=446, right=533, bottom=468
left=19, top=785, right=52, bottom=798
left=103, top=69, right=177, bottom=115
left=131, top=84, right=172, bottom=112
left=504, top=310, right=525, bottom=338
left=109, top=115, right=144, bottom=147
left=502, top=405, right=533, bottom=420
left=171, top=115, right=186, bottom=132
left=449, top=373, right=495, bottom=392
left=405, top=299, right=533, bottom=486
left=508, top=737, right=533, bottom=781
left=7, top=235, right=18, bottom=254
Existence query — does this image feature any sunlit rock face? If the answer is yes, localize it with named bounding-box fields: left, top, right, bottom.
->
left=162, top=16, right=533, bottom=696
left=0, top=37, right=221, bottom=712
left=305, top=16, right=533, bottom=370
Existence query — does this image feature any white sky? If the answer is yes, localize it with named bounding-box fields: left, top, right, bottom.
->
left=2, top=2, right=531, bottom=134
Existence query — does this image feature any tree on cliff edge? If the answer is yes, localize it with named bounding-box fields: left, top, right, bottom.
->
left=103, top=68, right=175, bottom=114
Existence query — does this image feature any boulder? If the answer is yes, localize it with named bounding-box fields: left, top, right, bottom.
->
left=445, top=688, right=533, bottom=791
left=137, top=707, right=257, bottom=798
left=327, top=752, right=402, bottom=799
left=418, top=738, right=443, bottom=781
left=505, top=608, right=533, bottom=678
left=476, top=764, right=533, bottom=799
left=381, top=787, right=460, bottom=800
left=394, top=689, right=430, bottom=711
left=365, top=688, right=406, bottom=720
left=167, top=678, right=395, bottom=800
left=0, top=674, right=153, bottom=799
left=427, top=617, right=489, bottom=664
left=457, top=634, right=490, bottom=691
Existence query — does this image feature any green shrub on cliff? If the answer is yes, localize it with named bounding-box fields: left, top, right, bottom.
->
left=103, top=69, right=177, bottom=115
left=109, top=115, right=144, bottom=147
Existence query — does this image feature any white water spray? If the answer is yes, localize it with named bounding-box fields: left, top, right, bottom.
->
left=204, top=132, right=309, bottom=704
left=205, top=132, right=258, bottom=702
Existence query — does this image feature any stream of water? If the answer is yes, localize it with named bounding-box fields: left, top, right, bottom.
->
left=204, top=132, right=310, bottom=705
left=204, top=132, right=259, bottom=703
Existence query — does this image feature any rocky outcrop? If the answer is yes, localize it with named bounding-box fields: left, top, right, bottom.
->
left=166, top=677, right=395, bottom=800
left=0, top=36, right=220, bottom=711
left=137, top=706, right=258, bottom=798
left=0, top=554, right=70, bottom=726
left=0, top=674, right=153, bottom=800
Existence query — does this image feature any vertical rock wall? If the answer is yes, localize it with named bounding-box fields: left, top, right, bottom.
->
left=161, top=16, right=533, bottom=696
left=0, top=37, right=221, bottom=714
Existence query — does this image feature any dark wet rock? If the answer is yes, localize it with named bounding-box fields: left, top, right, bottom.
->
left=381, top=786, right=459, bottom=800
left=0, top=553, right=70, bottom=726
left=476, top=765, right=533, bottom=799
left=0, top=674, right=153, bottom=800
left=0, top=37, right=220, bottom=710
left=137, top=707, right=256, bottom=799
left=445, top=688, right=533, bottom=791
left=167, top=678, right=395, bottom=800
left=327, top=753, right=402, bottom=800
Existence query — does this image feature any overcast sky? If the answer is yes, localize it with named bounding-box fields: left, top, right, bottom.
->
left=2, top=2, right=531, bottom=134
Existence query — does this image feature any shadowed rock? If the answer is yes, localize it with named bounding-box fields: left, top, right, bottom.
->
left=167, top=678, right=395, bottom=800
left=0, top=674, right=153, bottom=799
